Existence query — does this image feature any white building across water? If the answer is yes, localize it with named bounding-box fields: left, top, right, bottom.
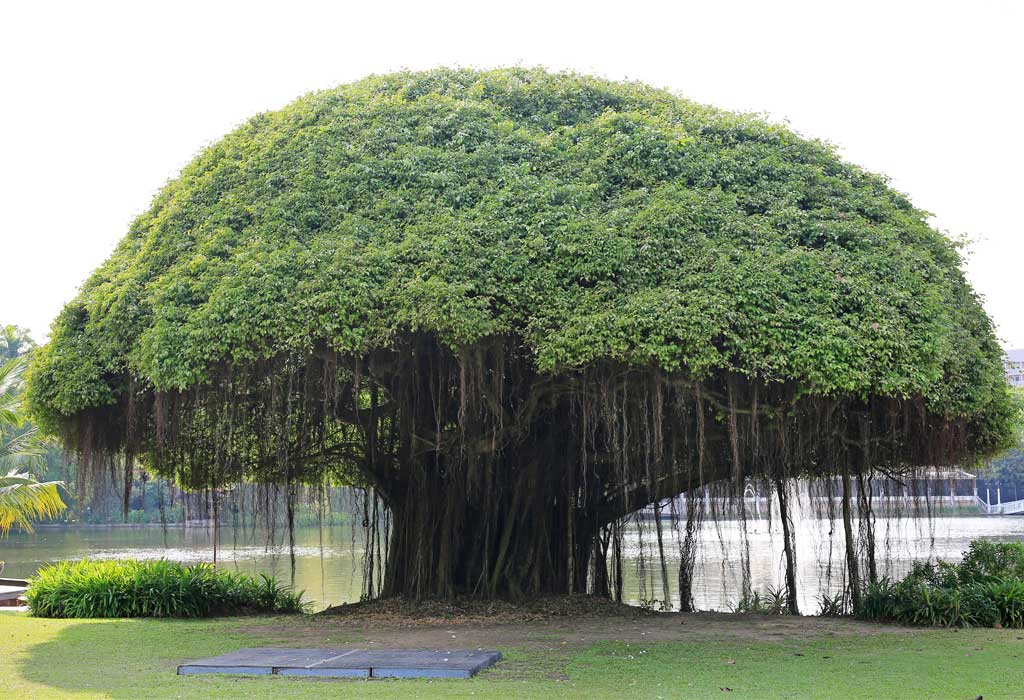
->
left=1006, top=348, right=1024, bottom=387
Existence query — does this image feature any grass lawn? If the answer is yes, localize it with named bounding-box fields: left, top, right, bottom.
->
left=2, top=610, right=1022, bottom=699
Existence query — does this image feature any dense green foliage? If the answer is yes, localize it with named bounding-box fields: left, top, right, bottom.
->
left=26, top=559, right=306, bottom=618
left=859, top=540, right=1024, bottom=627
left=28, top=67, right=1012, bottom=449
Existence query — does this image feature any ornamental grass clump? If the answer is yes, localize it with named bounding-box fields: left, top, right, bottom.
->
left=859, top=541, right=1024, bottom=627
left=26, top=559, right=307, bottom=618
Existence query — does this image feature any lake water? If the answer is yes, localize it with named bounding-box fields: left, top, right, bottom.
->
left=3, top=516, right=1023, bottom=613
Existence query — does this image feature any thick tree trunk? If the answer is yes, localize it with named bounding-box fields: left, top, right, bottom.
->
left=380, top=450, right=598, bottom=599
left=378, top=454, right=732, bottom=599
left=382, top=501, right=596, bottom=598
left=365, top=338, right=736, bottom=600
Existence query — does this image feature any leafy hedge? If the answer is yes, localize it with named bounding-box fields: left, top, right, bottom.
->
left=26, top=559, right=307, bottom=618
left=859, top=541, right=1024, bottom=627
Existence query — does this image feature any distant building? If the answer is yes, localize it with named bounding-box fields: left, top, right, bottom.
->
left=645, top=467, right=981, bottom=520
left=1007, top=349, right=1024, bottom=387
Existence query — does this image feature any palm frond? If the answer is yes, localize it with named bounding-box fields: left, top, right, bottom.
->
left=0, top=355, right=27, bottom=393
left=0, top=425, right=47, bottom=470
left=0, top=356, right=29, bottom=431
left=0, top=405, right=19, bottom=426
left=0, top=469, right=67, bottom=535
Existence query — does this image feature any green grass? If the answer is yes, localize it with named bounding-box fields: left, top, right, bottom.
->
left=2, top=613, right=1023, bottom=699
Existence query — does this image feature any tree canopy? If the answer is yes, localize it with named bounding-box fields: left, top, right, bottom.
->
left=26, top=68, right=1017, bottom=600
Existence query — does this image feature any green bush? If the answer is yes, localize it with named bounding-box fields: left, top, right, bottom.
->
left=817, top=592, right=847, bottom=617
left=957, top=540, right=1024, bottom=584
left=26, top=559, right=307, bottom=618
left=859, top=541, right=1024, bottom=627
left=730, top=586, right=789, bottom=615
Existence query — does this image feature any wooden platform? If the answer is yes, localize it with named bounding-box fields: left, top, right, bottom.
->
left=0, top=578, right=28, bottom=607
left=177, top=647, right=501, bottom=679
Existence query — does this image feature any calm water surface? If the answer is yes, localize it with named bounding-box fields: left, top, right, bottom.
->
left=3, top=516, right=1023, bottom=612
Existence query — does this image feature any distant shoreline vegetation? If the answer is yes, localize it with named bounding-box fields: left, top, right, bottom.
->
left=28, top=509, right=355, bottom=528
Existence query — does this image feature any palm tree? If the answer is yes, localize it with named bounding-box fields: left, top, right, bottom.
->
left=0, top=356, right=46, bottom=469
left=0, top=324, right=35, bottom=362
left=0, top=355, right=65, bottom=534
left=0, top=469, right=65, bottom=535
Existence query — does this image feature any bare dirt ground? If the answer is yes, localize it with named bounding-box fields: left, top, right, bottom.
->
left=236, top=596, right=894, bottom=680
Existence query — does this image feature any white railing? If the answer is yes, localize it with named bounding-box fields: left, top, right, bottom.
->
left=976, top=496, right=1024, bottom=515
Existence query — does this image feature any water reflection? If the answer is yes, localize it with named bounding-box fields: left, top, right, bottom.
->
left=623, top=515, right=1024, bottom=612
left=2, top=516, right=1023, bottom=613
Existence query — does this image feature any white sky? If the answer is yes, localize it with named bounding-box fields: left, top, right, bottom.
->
left=1, top=0, right=1021, bottom=348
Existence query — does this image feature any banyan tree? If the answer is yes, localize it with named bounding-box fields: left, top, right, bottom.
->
left=28, top=68, right=1016, bottom=606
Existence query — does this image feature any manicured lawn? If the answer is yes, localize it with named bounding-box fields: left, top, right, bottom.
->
left=2, top=612, right=1021, bottom=699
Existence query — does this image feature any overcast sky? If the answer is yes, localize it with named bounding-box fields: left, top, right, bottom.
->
left=2, top=0, right=1021, bottom=349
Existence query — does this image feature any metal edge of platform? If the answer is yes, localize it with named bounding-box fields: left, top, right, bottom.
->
left=177, top=665, right=273, bottom=676
left=371, top=666, right=476, bottom=679
left=176, top=649, right=501, bottom=679
left=275, top=666, right=370, bottom=678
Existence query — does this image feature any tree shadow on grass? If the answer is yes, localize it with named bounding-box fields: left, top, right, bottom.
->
left=15, top=613, right=1024, bottom=700
left=15, top=615, right=509, bottom=700
left=16, top=616, right=314, bottom=699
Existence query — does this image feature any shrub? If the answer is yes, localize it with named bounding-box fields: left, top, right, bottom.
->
left=26, top=559, right=307, bottom=618
left=817, top=591, right=847, bottom=617
left=956, top=540, right=1024, bottom=584
left=730, top=586, right=789, bottom=615
left=858, top=540, right=1024, bottom=627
